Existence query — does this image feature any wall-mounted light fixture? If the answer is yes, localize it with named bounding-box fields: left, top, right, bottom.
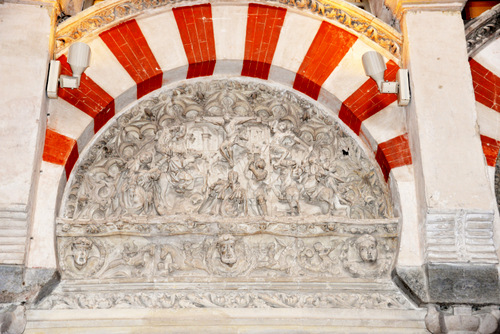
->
left=362, top=51, right=410, bottom=106
left=47, top=42, right=91, bottom=99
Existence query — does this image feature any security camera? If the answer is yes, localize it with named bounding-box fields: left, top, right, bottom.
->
left=46, top=42, right=91, bottom=98
left=361, top=51, right=410, bottom=106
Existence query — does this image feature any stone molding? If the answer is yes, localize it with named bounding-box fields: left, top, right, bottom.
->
left=384, top=0, right=468, bottom=20
left=466, top=3, right=500, bottom=57
left=425, top=304, right=500, bottom=334
left=424, top=209, right=497, bottom=264
left=54, top=0, right=402, bottom=58
left=0, top=205, right=29, bottom=265
left=34, top=281, right=414, bottom=310
left=0, top=305, right=26, bottom=334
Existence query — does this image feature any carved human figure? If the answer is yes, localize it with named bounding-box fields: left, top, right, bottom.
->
left=356, top=234, right=378, bottom=263
left=248, top=155, right=268, bottom=215
left=273, top=160, right=300, bottom=215
left=205, top=114, right=255, bottom=167
left=198, top=176, right=230, bottom=214
left=71, top=237, right=93, bottom=270
left=217, top=234, right=237, bottom=267
left=199, top=171, right=247, bottom=216
left=122, top=150, right=162, bottom=215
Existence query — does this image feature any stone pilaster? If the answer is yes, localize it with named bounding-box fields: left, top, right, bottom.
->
left=0, top=0, right=55, bottom=266
left=392, top=1, right=500, bottom=314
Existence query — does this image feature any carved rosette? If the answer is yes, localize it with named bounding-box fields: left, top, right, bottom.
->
left=53, top=79, right=402, bottom=310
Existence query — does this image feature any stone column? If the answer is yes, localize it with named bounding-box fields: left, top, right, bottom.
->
left=388, top=0, right=500, bottom=312
left=0, top=0, right=60, bottom=319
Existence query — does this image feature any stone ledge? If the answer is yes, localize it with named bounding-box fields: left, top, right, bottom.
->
left=393, top=263, right=500, bottom=305
left=0, top=266, right=60, bottom=304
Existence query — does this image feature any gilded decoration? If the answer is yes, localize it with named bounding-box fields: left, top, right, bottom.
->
left=54, top=0, right=402, bottom=58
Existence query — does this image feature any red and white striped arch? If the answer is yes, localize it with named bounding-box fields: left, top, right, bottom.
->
left=471, top=38, right=500, bottom=180
left=42, top=3, right=411, bottom=183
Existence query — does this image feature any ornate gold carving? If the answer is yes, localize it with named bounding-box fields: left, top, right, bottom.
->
left=54, top=0, right=402, bottom=58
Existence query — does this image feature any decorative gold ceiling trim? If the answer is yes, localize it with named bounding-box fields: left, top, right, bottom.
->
left=54, top=0, right=402, bottom=59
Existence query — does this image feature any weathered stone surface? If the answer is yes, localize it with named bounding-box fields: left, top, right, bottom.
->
left=0, top=304, right=26, bottom=334
left=425, top=304, right=500, bottom=334
left=0, top=266, right=24, bottom=301
left=392, top=265, right=428, bottom=305
left=427, top=264, right=500, bottom=304
left=0, top=266, right=59, bottom=305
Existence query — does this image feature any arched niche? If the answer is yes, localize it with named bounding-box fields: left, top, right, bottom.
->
left=36, top=78, right=414, bottom=311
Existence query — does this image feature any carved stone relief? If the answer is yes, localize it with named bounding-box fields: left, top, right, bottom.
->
left=56, top=220, right=397, bottom=280
left=50, top=79, right=403, bottom=310
left=35, top=283, right=414, bottom=310
left=63, top=80, right=392, bottom=221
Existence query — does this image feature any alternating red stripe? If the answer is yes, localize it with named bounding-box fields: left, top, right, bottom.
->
left=173, top=4, right=216, bottom=79
left=375, top=134, right=412, bottom=181
left=481, top=135, right=500, bottom=167
left=43, top=129, right=79, bottom=179
left=57, top=55, right=115, bottom=133
left=293, top=21, right=357, bottom=100
left=242, top=4, right=286, bottom=79
left=470, top=58, right=500, bottom=113
left=100, top=20, right=162, bottom=99
left=339, top=61, right=399, bottom=135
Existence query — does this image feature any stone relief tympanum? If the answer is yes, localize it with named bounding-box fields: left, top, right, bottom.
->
left=63, top=80, right=392, bottom=221
left=45, top=80, right=404, bottom=310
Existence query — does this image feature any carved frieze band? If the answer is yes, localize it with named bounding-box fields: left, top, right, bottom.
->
left=57, top=222, right=397, bottom=281
left=465, top=3, right=500, bottom=57
left=35, top=282, right=414, bottom=309
left=54, top=0, right=402, bottom=58
left=424, top=209, right=497, bottom=264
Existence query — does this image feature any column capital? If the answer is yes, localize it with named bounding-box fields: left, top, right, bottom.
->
left=384, top=0, right=467, bottom=19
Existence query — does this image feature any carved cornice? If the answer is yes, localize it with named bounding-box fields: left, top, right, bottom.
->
left=466, top=3, right=500, bottom=57
left=54, top=0, right=402, bottom=59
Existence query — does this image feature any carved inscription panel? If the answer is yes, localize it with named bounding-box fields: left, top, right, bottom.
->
left=63, top=80, right=392, bottom=220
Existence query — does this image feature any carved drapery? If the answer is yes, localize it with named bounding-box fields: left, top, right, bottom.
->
left=46, top=79, right=405, bottom=310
